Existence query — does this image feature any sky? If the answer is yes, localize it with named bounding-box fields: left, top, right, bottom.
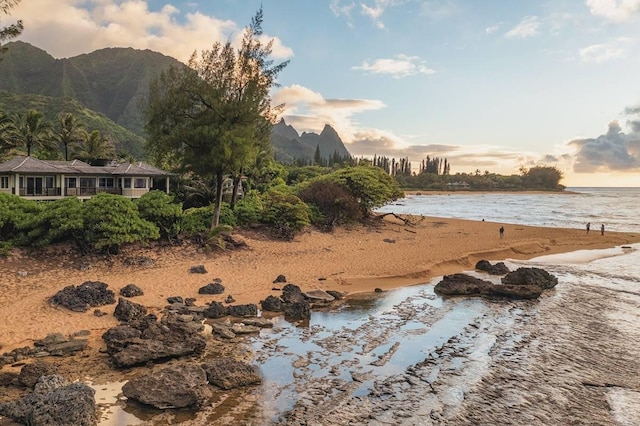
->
left=6, top=0, right=640, bottom=186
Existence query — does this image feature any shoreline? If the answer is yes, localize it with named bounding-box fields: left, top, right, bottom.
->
left=1, top=214, right=639, bottom=353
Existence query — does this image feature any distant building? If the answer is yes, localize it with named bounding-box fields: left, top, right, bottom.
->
left=446, top=181, right=470, bottom=189
left=0, top=156, right=170, bottom=200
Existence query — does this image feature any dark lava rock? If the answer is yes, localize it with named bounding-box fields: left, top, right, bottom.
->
left=502, top=267, right=559, bottom=290
left=227, top=304, right=258, bottom=318
left=114, top=298, right=148, bottom=322
left=281, top=284, right=306, bottom=304
left=102, top=315, right=206, bottom=368
left=50, top=281, right=115, bottom=312
left=284, top=301, right=311, bottom=321
left=18, top=361, right=58, bottom=388
left=185, top=298, right=196, bottom=306
left=273, top=274, right=287, bottom=283
left=198, top=282, right=225, bottom=295
left=167, top=296, right=183, bottom=304
left=119, top=284, right=144, bottom=298
left=475, top=260, right=510, bottom=275
left=189, top=265, right=207, bottom=274
left=0, top=371, right=18, bottom=386
left=122, top=364, right=211, bottom=409
left=0, top=378, right=97, bottom=426
left=434, top=274, right=493, bottom=296
left=225, top=295, right=235, bottom=303
left=33, top=333, right=88, bottom=356
left=202, top=358, right=262, bottom=390
left=488, top=284, right=543, bottom=300
left=261, top=295, right=284, bottom=312
left=203, top=302, right=228, bottom=319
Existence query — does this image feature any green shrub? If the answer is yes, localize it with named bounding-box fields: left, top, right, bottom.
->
left=0, top=193, right=42, bottom=243
left=325, top=166, right=404, bottom=216
left=180, top=206, right=212, bottom=236
left=18, top=197, right=84, bottom=247
left=260, top=188, right=310, bottom=240
left=83, top=193, right=159, bottom=253
left=233, top=191, right=263, bottom=226
left=136, top=190, right=183, bottom=239
left=298, top=180, right=362, bottom=230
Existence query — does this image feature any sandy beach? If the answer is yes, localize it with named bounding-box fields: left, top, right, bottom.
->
left=1, top=213, right=639, bottom=353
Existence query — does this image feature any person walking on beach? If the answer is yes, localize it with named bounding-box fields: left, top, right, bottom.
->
left=499, top=226, right=504, bottom=239
left=586, top=222, right=590, bottom=234
left=601, top=224, right=605, bottom=235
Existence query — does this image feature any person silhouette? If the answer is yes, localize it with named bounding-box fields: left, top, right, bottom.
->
left=586, top=222, right=590, bottom=234
left=499, top=226, right=504, bottom=238
left=601, top=224, right=605, bottom=235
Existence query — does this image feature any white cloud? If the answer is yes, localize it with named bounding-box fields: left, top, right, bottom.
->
left=485, top=24, right=501, bottom=34
left=505, top=16, right=541, bottom=39
left=353, top=54, right=436, bottom=78
left=361, top=3, right=386, bottom=29
left=12, top=0, right=293, bottom=62
left=586, top=0, right=640, bottom=22
left=579, top=38, right=631, bottom=63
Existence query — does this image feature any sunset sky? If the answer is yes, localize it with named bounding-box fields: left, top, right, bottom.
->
left=7, top=0, right=640, bottom=186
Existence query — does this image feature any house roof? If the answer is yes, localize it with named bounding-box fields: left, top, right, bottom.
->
left=0, top=156, right=168, bottom=176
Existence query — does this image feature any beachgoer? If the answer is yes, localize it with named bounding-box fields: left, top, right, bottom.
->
left=586, top=222, right=590, bottom=234
left=601, top=224, right=604, bottom=235
left=499, top=226, right=504, bottom=238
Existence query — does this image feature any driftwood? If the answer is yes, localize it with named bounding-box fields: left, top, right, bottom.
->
left=375, top=212, right=421, bottom=227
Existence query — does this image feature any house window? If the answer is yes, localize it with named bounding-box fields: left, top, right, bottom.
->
left=45, top=176, right=55, bottom=189
left=99, top=177, right=115, bottom=187
left=134, top=178, right=146, bottom=188
left=80, top=178, right=96, bottom=189
left=66, top=177, right=77, bottom=188
left=123, top=178, right=132, bottom=189
left=0, top=176, right=8, bottom=189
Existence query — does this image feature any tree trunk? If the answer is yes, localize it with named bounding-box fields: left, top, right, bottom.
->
left=211, top=171, right=224, bottom=230
left=230, top=168, right=243, bottom=209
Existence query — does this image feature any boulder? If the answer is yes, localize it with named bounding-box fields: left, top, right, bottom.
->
left=281, top=284, right=306, bottom=304
left=50, top=281, right=115, bottom=312
left=227, top=304, right=258, bottom=318
left=189, top=265, right=207, bottom=274
left=260, top=295, right=284, bottom=312
left=284, top=301, right=311, bottom=321
left=502, top=267, right=559, bottom=289
left=119, top=284, right=144, bottom=298
left=167, top=296, right=183, bottom=304
left=114, top=298, right=148, bottom=322
left=273, top=274, right=287, bottom=283
left=122, top=364, right=211, bottom=409
left=486, top=284, right=543, bottom=300
left=203, top=302, right=228, bottom=319
left=202, top=358, right=261, bottom=390
left=18, top=361, right=58, bottom=388
left=211, top=323, right=236, bottom=339
left=475, top=260, right=510, bottom=275
left=0, top=378, right=97, bottom=426
left=198, top=282, right=225, bottom=295
left=434, top=274, right=493, bottom=296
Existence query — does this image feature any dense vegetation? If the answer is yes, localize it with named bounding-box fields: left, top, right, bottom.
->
left=0, top=164, right=403, bottom=255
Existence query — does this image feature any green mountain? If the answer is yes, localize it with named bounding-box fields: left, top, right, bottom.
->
left=272, top=118, right=351, bottom=163
left=0, top=41, right=182, bottom=138
left=0, top=42, right=352, bottom=163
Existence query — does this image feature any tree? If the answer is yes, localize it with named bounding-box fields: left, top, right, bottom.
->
left=521, top=166, right=564, bottom=190
left=57, top=112, right=86, bottom=161
left=145, top=7, right=288, bottom=229
left=11, top=109, right=54, bottom=157
left=73, top=130, right=115, bottom=163
left=0, top=0, right=22, bottom=60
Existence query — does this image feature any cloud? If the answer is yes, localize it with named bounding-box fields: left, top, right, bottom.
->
left=12, top=0, right=293, bottom=62
left=361, top=3, right=386, bottom=29
left=353, top=54, right=436, bottom=78
left=569, top=120, right=640, bottom=172
left=579, top=38, right=632, bottom=63
left=330, top=0, right=356, bottom=27
left=485, top=24, right=502, bottom=34
left=586, top=0, right=640, bottom=22
left=505, top=16, right=541, bottom=39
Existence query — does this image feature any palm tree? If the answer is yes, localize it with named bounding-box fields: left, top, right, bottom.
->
left=11, top=109, right=54, bottom=157
left=73, top=130, right=115, bottom=163
left=57, top=112, right=86, bottom=161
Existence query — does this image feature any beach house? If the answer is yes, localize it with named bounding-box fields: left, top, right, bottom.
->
left=0, top=156, right=170, bottom=200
